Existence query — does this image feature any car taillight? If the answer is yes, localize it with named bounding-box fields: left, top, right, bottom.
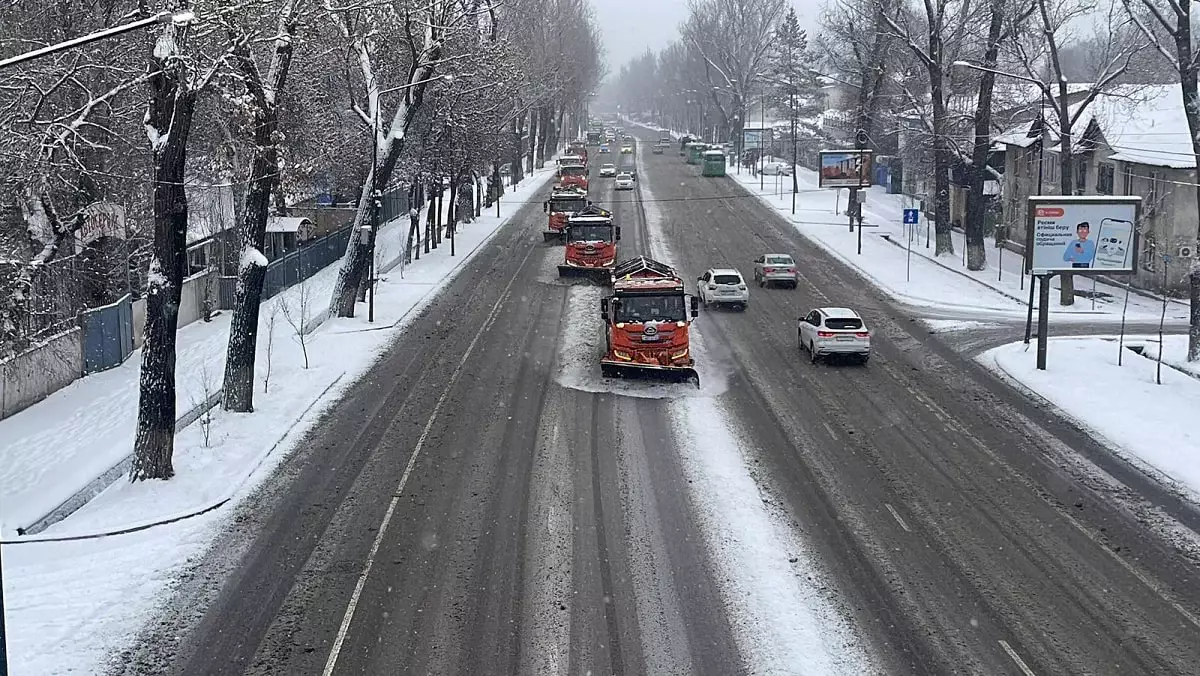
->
left=708, top=285, right=717, bottom=290
left=763, top=267, right=774, bottom=273
left=788, top=267, right=796, bottom=273
left=855, top=331, right=870, bottom=338
left=738, top=284, right=747, bottom=290
left=817, top=331, right=835, bottom=338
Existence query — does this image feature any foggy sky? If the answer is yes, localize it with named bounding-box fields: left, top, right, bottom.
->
left=594, top=0, right=822, bottom=73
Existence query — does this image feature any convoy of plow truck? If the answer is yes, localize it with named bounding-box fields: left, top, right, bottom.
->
left=545, top=132, right=702, bottom=388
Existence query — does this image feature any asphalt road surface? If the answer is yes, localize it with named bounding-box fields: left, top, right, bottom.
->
left=122, top=132, right=1200, bottom=676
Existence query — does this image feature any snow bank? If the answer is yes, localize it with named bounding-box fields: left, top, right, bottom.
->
left=983, top=337, right=1200, bottom=501
left=667, top=396, right=875, bottom=674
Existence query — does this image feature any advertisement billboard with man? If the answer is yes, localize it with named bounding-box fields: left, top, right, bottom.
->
left=818, top=150, right=872, bottom=188
left=1024, top=196, right=1140, bottom=275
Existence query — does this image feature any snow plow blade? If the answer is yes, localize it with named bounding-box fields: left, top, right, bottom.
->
left=600, top=361, right=700, bottom=388
left=558, top=265, right=613, bottom=284
left=543, top=231, right=565, bottom=243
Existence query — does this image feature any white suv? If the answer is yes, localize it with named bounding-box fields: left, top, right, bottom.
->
left=698, top=268, right=749, bottom=310
left=599, top=163, right=617, bottom=177
left=798, top=307, right=871, bottom=363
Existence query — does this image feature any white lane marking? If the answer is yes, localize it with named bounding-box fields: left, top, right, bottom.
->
left=1058, top=507, right=1200, bottom=630
left=884, top=503, right=911, bottom=532
left=906, top=387, right=1200, bottom=630
left=821, top=421, right=839, bottom=440
left=322, top=243, right=536, bottom=676
left=998, top=640, right=1037, bottom=676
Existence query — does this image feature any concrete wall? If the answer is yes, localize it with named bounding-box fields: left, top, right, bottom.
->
left=0, top=328, right=83, bottom=420
left=132, top=267, right=216, bottom=347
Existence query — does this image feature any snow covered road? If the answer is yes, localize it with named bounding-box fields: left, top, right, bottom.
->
left=111, top=130, right=1200, bottom=676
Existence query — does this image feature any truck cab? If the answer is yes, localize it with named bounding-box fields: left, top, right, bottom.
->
left=600, top=256, right=700, bottom=385
left=558, top=205, right=619, bottom=280
left=556, top=163, right=588, bottom=191
left=542, top=188, right=589, bottom=241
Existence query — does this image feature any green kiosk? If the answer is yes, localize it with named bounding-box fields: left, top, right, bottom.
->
left=686, top=142, right=708, bottom=165
left=701, top=149, right=727, bottom=177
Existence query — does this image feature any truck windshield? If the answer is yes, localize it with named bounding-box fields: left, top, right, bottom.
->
left=568, top=225, right=612, bottom=242
left=560, top=166, right=586, bottom=176
left=552, top=198, right=587, bottom=212
left=614, top=294, right=686, bottom=323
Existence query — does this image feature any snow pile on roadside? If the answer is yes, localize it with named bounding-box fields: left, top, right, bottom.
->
left=667, top=396, right=875, bottom=675
left=983, top=337, right=1200, bottom=500
left=1, top=167, right=557, bottom=676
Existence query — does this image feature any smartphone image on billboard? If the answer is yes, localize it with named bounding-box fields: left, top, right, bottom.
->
left=1094, top=218, right=1134, bottom=269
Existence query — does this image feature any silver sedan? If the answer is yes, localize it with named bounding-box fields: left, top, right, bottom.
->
left=752, top=253, right=798, bottom=288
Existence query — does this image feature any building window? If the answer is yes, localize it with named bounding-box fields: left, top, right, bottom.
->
left=1075, top=158, right=1087, bottom=194
left=1147, top=170, right=1160, bottom=207
left=1122, top=164, right=1135, bottom=194
left=1098, top=162, right=1115, bottom=195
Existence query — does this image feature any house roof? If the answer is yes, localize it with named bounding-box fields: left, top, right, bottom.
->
left=996, top=85, right=1195, bottom=169
left=266, top=216, right=313, bottom=233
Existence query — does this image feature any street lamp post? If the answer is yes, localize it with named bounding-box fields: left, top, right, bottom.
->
left=365, top=73, right=454, bottom=321
left=0, top=9, right=195, bottom=70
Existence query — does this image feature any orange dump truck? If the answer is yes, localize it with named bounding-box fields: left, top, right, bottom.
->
left=542, top=187, right=588, bottom=242
left=599, top=256, right=700, bottom=386
left=558, top=204, right=619, bottom=281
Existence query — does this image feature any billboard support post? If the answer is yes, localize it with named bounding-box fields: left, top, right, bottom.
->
left=857, top=209, right=863, bottom=255
left=1037, top=274, right=1051, bottom=370
left=1024, top=274, right=1037, bottom=345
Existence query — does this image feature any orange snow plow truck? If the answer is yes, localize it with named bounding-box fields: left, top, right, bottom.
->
left=556, top=161, right=588, bottom=191
left=542, top=187, right=588, bottom=242
left=558, top=204, right=619, bottom=282
left=600, top=256, right=700, bottom=387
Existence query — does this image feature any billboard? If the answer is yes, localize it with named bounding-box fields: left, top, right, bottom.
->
left=742, top=128, right=772, bottom=150
left=1024, top=196, right=1141, bottom=275
left=818, top=150, right=872, bottom=188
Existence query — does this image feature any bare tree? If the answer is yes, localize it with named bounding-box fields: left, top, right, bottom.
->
left=279, top=273, right=311, bottom=369
left=878, top=0, right=981, bottom=255
left=220, top=0, right=303, bottom=413
left=1012, top=0, right=1144, bottom=304
left=1121, top=0, right=1200, bottom=359
left=131, top=3, right=223, bottom=482
left=327, top=0, right=497, bottom=318
left=682, top=0, right=787, bottom=147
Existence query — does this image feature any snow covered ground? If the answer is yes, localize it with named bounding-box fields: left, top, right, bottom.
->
left=983, top=336, right=1200, bottom=502
left=0, top=167, right=556, bottom=675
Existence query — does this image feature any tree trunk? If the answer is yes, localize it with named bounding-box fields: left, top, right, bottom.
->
left=1058, top=92, right=1075, bottom=305
left=511, top=115, right=525, bottom=183
left=434, top=186, right=443, bottom=247
left=425, top=184, right=435, bottom=253
left=529, top=108, right=541, bottom=170
left=222, top=29, right=294, bottom=412
left=132, top=55, right=198, bottom=482
left=447, top=178, right=457, bottom=235
left=964, top=0, right=1005, bottom=272
left=929, top=64, right=954, bottom=256
left=1179, top=12, right=1200, bottom=360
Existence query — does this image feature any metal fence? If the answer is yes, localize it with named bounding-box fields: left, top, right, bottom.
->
left=218, top=224, right=353, bottom=310
left=80, top=294, right=134, bottom=374
left=0, top=255, right=86, bottom=355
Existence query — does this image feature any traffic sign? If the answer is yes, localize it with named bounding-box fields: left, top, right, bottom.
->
left=903, top=208, right=919, bottom=225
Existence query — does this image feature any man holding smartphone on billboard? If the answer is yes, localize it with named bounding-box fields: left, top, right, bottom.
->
left=1062, top=221, right=1096, bottom=268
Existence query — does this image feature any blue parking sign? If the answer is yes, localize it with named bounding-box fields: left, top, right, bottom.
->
left=903, top=208, right=919, bottom=225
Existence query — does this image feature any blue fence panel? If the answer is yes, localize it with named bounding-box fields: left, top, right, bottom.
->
left=81, top=294, right=133, bottom=374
